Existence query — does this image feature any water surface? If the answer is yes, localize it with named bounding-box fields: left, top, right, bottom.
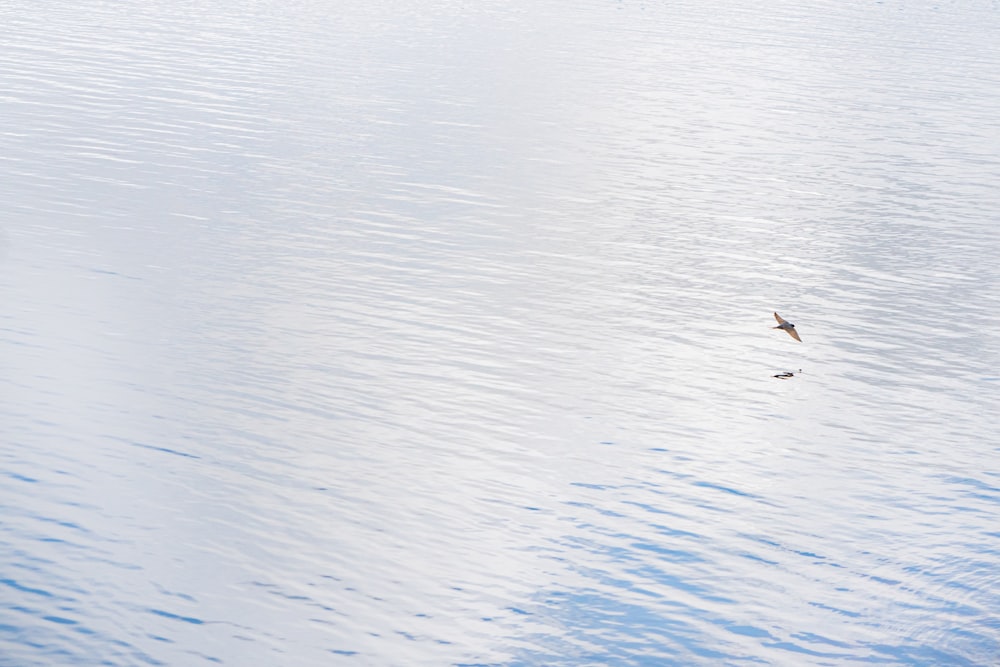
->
left=2, top=1, right=1000, bottom=665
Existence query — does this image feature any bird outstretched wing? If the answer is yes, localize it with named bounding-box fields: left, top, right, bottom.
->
left=773, top=312, right=787, bottom=325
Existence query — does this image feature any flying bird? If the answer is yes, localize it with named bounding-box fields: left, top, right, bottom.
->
left=773, top=312, right=801, bottom=342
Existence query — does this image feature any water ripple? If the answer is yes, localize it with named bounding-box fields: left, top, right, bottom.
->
left=3, top=0, right=1000, bottom=665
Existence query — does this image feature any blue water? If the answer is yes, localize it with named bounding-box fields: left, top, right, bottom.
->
left=2, top=1, right=1000, bottom=665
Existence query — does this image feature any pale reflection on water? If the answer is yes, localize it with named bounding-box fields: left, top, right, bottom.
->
left=2, top=0, right=1000, bottom=665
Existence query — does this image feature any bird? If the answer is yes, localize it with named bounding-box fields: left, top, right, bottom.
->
left=773, top=312, right=801, bottom=342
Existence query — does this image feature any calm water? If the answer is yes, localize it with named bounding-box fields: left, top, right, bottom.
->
left=2, top=1, right=1000, bottom=665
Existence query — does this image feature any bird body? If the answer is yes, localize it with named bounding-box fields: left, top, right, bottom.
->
left=773, top=312, right=801, bottom=342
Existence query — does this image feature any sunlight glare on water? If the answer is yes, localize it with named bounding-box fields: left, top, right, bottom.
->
left=2, top=0, right=1000, bottom=665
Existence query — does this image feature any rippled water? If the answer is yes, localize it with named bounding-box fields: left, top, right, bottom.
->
left=3, top=1, right=1000, bottom=665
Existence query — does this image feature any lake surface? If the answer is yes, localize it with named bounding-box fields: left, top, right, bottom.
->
left=2, top=1, right=1000, bottom=665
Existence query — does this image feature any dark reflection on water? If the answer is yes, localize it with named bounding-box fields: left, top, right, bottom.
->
left=2, top=0, right=1000, bottom=665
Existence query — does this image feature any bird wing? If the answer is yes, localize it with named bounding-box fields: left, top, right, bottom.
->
left=787, top=327, right=802, bottom=342
left=773, top=312, right=787, bottom=324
